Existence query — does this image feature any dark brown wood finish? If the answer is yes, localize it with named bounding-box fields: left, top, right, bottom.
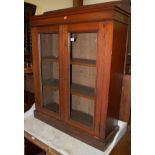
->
left=31, top=27, right=42, bottom=110
left=119, top=75, right=131, bottom=123
left=106, top=21, right=128, bottom=137
left=60, top=25, right=70, bottom=122
left=30, top=2, right=129, bottom=27
left=96, top=22, right=114, bottom=139
left=31, top=2, right=130, bottom=151
left=59, top=25, right=66, bottom=120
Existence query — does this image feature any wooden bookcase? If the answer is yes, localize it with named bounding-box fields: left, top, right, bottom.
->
left=31, top=2, right=130, bottom=151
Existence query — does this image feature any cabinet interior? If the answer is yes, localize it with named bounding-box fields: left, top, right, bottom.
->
left=69, top=32, right=97, bottom=127
left=39, top=32, right=97, bottom=127
left=40, top=33, right=60, bottom=113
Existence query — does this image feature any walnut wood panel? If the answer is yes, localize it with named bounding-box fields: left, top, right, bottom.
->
left=31, top=27, right=42, bottom=110
left=119, top=74, right=131, bottom=122
left=106, top=21, right=128, bottom=137
left=37, top=26, right=58, bottom=33
left=31, top=11, right=113, bottom=27
left=67, top=22, right=99, bottom=32
left=31, top=3, right=129, bottom=26
left=96, top=22, right=114, bottom=139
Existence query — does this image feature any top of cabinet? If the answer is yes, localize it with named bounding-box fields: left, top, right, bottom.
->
left=30, top=1, right=130, bottom=27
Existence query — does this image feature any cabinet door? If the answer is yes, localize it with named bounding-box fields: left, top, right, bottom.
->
left=32, top=26, right=61, bottom=119
left=63, top=23, right=100, bottom=134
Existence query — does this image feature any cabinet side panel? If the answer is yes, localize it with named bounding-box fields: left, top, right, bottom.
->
left=31, top=27, right=42, bottom=109
left=97, top=22, right=113, bottom=139
left=106, top=21, right=128, bottom=136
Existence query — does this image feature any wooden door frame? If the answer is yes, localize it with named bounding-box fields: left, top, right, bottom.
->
left=31, top=25, right=61, bottom=120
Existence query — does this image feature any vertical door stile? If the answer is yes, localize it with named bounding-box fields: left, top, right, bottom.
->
left=59, top=25, right=64, bottom=120
left=62, top=25, right=70, bottom=122
left=59, top=25, right=70, bottom=121
left=31, top=27, right=42, bottom=110
left=94, top=23, right=104, bottom=137
left=36, top=26, right=61, bottom=119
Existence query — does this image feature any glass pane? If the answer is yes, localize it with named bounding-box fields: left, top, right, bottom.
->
left=71, top=33, right=97, bottom=60
left=70, top=95, right=94, bottom=128
left=40, top=33, right=59, bottom=57
left=72, top=65, right=96, bottom=88
left=70, top=32, right=97, bottom=128
left=40, top=33, right=59, bottom=114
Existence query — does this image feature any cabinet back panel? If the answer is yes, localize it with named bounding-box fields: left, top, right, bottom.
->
left=41, top=63, right=53, bottom=80
left=72, top=65, right=96, bottom=88
left=43, top=89, right=59, bottom=105
left=40, top=33, right=59, bottom=57
left=39, top=33, right=60, bottom=114
left=72, top=95, right=94, bottom=116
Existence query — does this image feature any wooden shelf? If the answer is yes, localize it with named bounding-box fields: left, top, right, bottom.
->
left=24, top=67, right=33, bottom=74
left=71, top=83, right=95, bottom=100
left=43, top=79, right=59, bottom=91
left=71, top=58, right=96, bottom=67
left=43, top=102, right=59, bottom=113
left=71, top=109, right=93, bottom=128
left=42, top=56, right=59, bottom=63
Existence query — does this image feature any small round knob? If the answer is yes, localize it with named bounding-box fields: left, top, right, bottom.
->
left=64, top=16, right=67, bottom=20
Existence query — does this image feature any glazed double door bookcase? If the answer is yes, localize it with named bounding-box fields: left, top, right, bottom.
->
left=31, top=3, right=129, bottom=151
left=33, top=23, right=101, bottom=134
